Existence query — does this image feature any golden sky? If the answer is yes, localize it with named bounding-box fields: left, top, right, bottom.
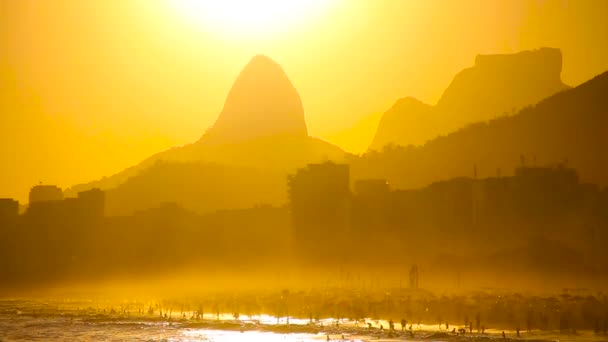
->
left=1, top=0, right=607, bottom=202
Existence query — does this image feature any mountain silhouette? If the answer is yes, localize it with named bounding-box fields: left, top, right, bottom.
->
left=370, top=97, right=433, bottom=150
left=67, top=55, right=347, bottom=214
left=371, top=48, right=570, bottom=149
left=353, top=70, right=608, bottom=189
left=201, top=55, right=308, bottom=144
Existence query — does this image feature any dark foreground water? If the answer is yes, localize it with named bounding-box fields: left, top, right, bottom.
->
left=0, top=299, right=604, bottom=341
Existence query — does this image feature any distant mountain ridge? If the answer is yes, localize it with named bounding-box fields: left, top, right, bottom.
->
left=353, top=70, right=608, bottom=189
left=67, top=55, right=348, bottom=214
left=67, top=51, right=608, bottom=216
left=370, top=48, right=570, bottom=150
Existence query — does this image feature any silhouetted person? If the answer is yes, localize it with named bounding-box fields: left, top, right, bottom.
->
left=368, top=322, right=372, bottom=330
left=469, top=322, right=473, bottom=334
left=517, top=326, right=520, bottom=337
left=389, top=319, right=394, bottom=331
left=401, top=319, right=406, bottom=331
left=502, top=331, right=506, bottom=339
left=482, top=326, right=485, bottom=334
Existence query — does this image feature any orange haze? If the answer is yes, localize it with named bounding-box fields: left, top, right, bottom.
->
left=1, top=0, right=607, bottom=202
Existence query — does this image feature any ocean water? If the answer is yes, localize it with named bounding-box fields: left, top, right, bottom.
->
left=0, top=299, right=371, bottom=341
left=0, top=299, right=606, bottom=341
left=0, top=316, right=327, bottom=341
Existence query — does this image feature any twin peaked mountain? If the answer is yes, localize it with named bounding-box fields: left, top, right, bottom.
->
left=69, top=49, right=608, bottom=215
left=68, top=55, right=345, bottom=214
left=202, top=55, right=308, bottom=144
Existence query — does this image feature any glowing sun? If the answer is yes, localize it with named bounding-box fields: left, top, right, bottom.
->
left=170, top=0, right=334, bottom=40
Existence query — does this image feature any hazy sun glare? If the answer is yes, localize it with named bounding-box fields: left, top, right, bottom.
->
left=169, top=0, right=334, bottom=40
left=2, top=0, right=608, bottom=202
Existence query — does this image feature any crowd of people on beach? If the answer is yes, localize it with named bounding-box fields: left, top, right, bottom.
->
left=15, top=286, right=608, bottom=339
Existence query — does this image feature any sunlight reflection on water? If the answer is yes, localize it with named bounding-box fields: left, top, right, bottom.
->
left=1, top=300, right=604, bottom=342
left=183, top=330, right=344, bottom=341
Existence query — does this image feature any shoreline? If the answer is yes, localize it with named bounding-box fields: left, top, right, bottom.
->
left=4, top=299, right=604, bottom=341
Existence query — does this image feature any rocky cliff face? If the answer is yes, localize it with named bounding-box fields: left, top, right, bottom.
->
left=436, top=47, right=568, bottom=126
left=200, top=55, right=308, bottom=145
left=371, top=48, right=569, bottom=150
left=358, top=70, right=608, bottom=191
